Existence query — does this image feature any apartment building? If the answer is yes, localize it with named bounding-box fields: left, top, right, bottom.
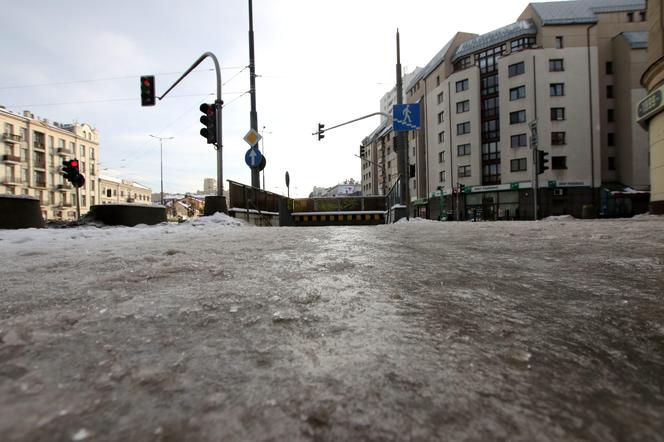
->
left=0, top=107, right=100, bottom=220
left=362, top=0, right=650, bottom=219
left=99, top=176, right=152, bottom=205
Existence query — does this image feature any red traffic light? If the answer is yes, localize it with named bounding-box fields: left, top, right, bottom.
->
left=142, top=78, right=151, bottom=87
left=70, top=160, right=78, bottom=168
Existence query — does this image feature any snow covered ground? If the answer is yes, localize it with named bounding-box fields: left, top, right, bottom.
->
left=1, top=215, right=663, bottom=441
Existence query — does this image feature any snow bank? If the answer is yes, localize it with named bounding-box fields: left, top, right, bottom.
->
left=541, top=215, right=576, bottom=222
left=631, top=213, right=663, bottom=221
left=185, top=212, right=251, bottom=228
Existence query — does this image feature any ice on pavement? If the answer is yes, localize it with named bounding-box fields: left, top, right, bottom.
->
left=0, top=214, right=663, bottom=440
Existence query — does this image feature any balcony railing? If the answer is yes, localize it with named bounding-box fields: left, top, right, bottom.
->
left=2, top=177, right=24, bottom=186
left=33, top=160, right=46, bottom=169
left=3, top=133, right=22, bottom=144
left=57, top=147, right=72, bottom=155
left=34, top=180, right=47, bottom=188
left=1, top=154, right=21, bottom=163
left=33, top=141, right=46, bottom=150
left=57, top=184, right=71, bottom=191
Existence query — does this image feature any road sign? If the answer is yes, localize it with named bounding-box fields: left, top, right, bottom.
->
left=243, top=128, right=262, bottom=147
left=393, top=103, right=420, bottom=132
left=285, top=171, right=290, bottom=188
left=245, top=147, right=263, bottom=168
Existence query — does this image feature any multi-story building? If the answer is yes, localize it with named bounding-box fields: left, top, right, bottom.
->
left=203, top=178, right=217, bottom=194
left=362, top=0, right=650, bottom=219
left=1, top=107, right=100, bottom=220
left=99, top=176, right=152, bottom=205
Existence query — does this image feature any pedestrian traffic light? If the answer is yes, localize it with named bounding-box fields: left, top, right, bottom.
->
left=537, top=150, right=549, bottom=175
left=200, top=103, right=217, bottom=144
left=62, top=159, right=85, bottom=188
left=140, top=75, right=155, bottom=107
left=317, top=123, right=325, bottom=141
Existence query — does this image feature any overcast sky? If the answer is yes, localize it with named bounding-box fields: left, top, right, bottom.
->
left=1, top=0, right=544, bottom=197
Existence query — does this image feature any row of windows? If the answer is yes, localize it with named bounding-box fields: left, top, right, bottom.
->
left=507, top=59, right=565, bottom=78
left=510, top=156, right=566, bottom=172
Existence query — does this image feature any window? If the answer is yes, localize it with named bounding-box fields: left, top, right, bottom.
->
left=608, top=132, right=615, bottom=146
left=510, top=158, right=528, bottom=172
left=552, top=156, right=567, bottom=169
left=549, top=59, right=564, bottom=72
left=510, top=110, right=526, bottom=124
left=436, top=76, right=440, bottom=86
left=606, top=61, right=613, bottom=75
left=438, top=131, right=445, bottom=143
left=457, top=143, right=471, bottom=156
left=107, top=189, right=112, bottom=197
left=508, top=61, right=525, bottom=77
left=555, top=36, right=563, bottom=49
left=458, top=165, right=471, bottom=177
left=640, top=11, right=646, bottom=21
left=608, top=109, right=615, bottom=123
left=482, top=163, right=501, bottom=184
left=510, top=86, right=526, bottom=101
left=437, top=92, right=444, bottom=104
left=457, top=122, right=471, bottom=135
left=627, top=12, right=634, bottom=22
left=80, top=145, right=86, bottom=157
left=456, top=79, right=469, bottom=92
left=439, top=170, right=446, bottom=182
left=608, top=157, right=616, bottom=171
left=437, top=111, right=444, bottom=124
left=550, top=83, right=565, bottom=96
left=511, top=134, right=527, bottom=148
left=606, top=85, right=614, bottom=99
left=551, top=107, right=565, bottom=121
left=482, top=142, right=500, bottom=161
left=438, top=151, right=444, bottom=163
left=551, top=132, right=566, bottom=145
left=456, top=100, right=470, bottom=113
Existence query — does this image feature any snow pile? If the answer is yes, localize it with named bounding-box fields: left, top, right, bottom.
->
left=541, top=215, right=576, bottom=222
left=185, top=212, right=251, bottom=228
left=631, top=213, right=663, bottom=221
left=395, top=217, right=436, bottom=224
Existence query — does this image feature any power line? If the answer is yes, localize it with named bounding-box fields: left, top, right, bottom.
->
left=0, top=66, right=248, bottom=90
left=5, top=91, right=248, bottom=108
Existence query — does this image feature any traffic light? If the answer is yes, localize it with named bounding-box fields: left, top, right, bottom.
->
left=459, top=183, right=466, bottom=192
left=200, top=103, right=217, bottom=144
left=360, top=145, right=365, bottom=158
left=537, top=150, right=550, bottom=175
left=317, top=123, right=325, bottom=141
left=140, top=75, right=155, bottom=107
left=62, top=159, right=85, bottom=188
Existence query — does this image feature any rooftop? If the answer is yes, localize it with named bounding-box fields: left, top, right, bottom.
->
left=452, top=20, right=537, bottom=62
left=529, top=0, right=646, bottom=25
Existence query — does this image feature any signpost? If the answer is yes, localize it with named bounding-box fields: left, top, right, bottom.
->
left=245, top=147, right=263, bottom=169
left=393, top=103, right=421, bottom=132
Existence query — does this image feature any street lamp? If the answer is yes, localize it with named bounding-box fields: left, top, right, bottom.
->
left=149, top=135, right=174, bottom=205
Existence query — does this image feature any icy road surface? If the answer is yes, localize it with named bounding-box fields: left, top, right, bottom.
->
left=1, top=214, right=663, bottom=441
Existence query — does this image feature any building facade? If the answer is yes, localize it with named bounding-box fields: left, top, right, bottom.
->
left=1, top=107, right=100, bottom=220
left=640, top=0, right=664, bottom=214
left=99, top=176, right=152, bottom=205
left=362, top=0, right=650, bottom=219
left=203, top=178, right=217, bottom=194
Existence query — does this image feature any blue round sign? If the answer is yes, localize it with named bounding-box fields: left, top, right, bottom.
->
left=245, top=147, right=263, bottom=168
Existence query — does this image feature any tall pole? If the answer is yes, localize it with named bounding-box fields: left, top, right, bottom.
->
left=249, top=0, right=260, bottom=188
left=150, top=135, right=174, bottom=205
left=396, top=29, right=409, bottom=220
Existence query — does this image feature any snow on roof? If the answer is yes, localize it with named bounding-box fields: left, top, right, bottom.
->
left=529, top=0, right=645, bottom=25
left=620, top=31, right=648, bottom=49
left=452, top=20, right=537, bottom=61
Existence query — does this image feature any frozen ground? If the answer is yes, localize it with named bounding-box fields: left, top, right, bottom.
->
left=1, top=214, right=663, bottom=441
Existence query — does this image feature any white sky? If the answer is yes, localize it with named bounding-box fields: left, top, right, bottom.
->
left=0, top=0, right=545, bottom=197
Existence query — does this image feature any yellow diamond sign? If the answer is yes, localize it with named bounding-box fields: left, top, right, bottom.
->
left=243, top=129, right=262, bottom=146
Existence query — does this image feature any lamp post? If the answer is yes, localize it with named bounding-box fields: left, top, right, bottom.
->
left=149, top=135, right=174, bottom=205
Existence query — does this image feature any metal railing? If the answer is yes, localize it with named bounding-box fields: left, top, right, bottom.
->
left=385, top=175, right=403, bottom=224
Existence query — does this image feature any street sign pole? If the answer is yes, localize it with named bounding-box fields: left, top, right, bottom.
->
left=248, top=0, right=260, bottom=189
left=530, top=120, right=538, bottom=221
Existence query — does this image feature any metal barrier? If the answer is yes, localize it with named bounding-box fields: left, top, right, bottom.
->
left=227, top=180, right=288, bottom=226
left=385, top=175, right=404, bottom=224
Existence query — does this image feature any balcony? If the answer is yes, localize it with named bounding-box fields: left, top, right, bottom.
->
left=1, top=154, right=21, bottom=164
left=3, top=133, right=22, bottom=144
left=60, top=202, right=73, bottom=208
left=33, top=141, right=46, bottom=151
left=57, top=183, right=71, bottom=191
left=33, top=160, right=46, bottom=169
left=34, top=180, right=47, bottom=189
left=2, top=177, right=23, bottom=186
left=57, top=147, right=72, bottom=156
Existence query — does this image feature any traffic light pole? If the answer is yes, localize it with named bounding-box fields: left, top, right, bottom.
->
left=75, top=187, right=81, bottom=221
left=159, top=52, right=226, bottom=212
